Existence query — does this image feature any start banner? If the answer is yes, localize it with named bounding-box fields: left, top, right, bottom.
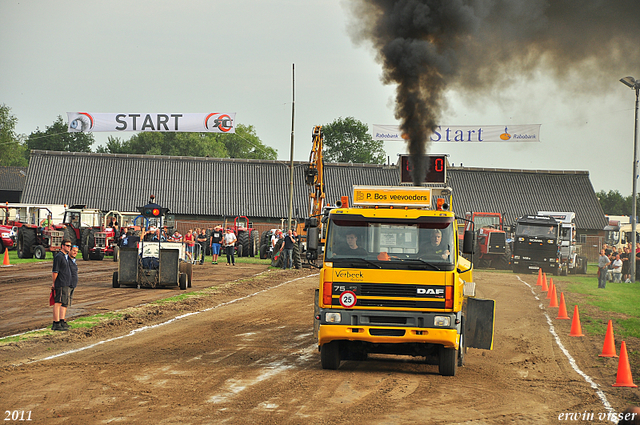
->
left=67, top=112, right=236, bottom=133
left=371, top=124, right=540, bottom=142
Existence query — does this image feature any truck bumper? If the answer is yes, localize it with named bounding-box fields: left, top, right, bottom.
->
left=318, top=324, right=459, bottom=349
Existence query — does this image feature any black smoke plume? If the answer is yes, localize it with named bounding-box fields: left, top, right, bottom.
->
left=347, top=0, right=640, bottom=185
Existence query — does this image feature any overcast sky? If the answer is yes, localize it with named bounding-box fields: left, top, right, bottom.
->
left=1, top=0, right=638, bottom=195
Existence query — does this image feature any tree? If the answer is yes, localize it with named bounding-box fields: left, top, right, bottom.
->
left=25, top=116, right=94, bottom=160
left=94, top=123, right=277, bottom=160
left=322, top=117, right=385, bottom=164
left=596, top=190, right=636, bottom=215
left=0, top=104, right=28, bottom=166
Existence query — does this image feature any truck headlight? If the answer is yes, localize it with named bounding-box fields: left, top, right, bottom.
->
left=434, top=316, right=450, bottom=326
left=513, top=255, right=520, bottom=260
left=325, top=312, right=342, bottom=323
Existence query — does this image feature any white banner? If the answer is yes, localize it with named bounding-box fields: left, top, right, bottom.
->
left=67, top=112, right=236, bottom=133
left=371, top=124, right=540, bottom=142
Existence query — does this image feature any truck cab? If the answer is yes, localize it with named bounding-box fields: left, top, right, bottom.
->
left=511, top=215, right=561, bottom=274
left=313, top=185, right=495, bottom=376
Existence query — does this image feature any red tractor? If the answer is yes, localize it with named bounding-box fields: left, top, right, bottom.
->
left=0, top=205, right=18, bottom=254
left=462, top=212, right=510, bottom=269
left=61, top=205, right=105, bottom=260
left=231, top=216, right=260, bottom=257
left=14, top=207, right=66, bottom=259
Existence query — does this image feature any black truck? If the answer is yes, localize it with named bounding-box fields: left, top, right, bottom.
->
left=511, top=215, right=562, bottom=275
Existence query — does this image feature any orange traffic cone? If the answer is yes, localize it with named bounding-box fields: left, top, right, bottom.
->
left=541, top=274, right=549, bottom=292
left=546, top=280, right=554, bottom=299
left=557, top=293, right=570, bottom=319
left=612, top=341, right=637, bottom=387
left=599, top=320, right=618, bottom=358
left=548, top=284, right=559, bottom=308
left=2, top=249, right=9, bottom=266
left=570, top=305, right=585, bottom=337
left=536, top=268, right=543, bottom=286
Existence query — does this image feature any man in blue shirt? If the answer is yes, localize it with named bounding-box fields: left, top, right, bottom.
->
left=51, top=240, right=73, bottom=331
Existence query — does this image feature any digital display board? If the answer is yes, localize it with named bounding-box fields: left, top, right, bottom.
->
left=400, top=155, right=447, bottom=183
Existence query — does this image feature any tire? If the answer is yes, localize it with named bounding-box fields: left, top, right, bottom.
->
left=179, top=273, right=187, bottom=290
left=238, top=231, right=249, bottom=257
left=579, top=256, right=588, bottom=274
left=497, top=245, right=512, bottom=270
left=113, top=246, right=119, bottom=262
left=293, top=241, right=302, bottom=269
left=34, top=245, right=47, bottom=260
left=320, top=341, right=341, bottom=370
left=561, top=263, right=568, bottom=276
left=271, top=239, right=284, bottom=267
left=180, top=262, right=193, bottom=288
left=553, top=265, right=560, bottom=276
left=458, top=327, right=466, bottom=367
left=0, top=242, right=5, bottom=255
left=249, top=230, right=259, bottom=257
left=81, top=228, right=91, bottom=261
left=17, top=227, right=35, bottom=259
left=439, top=345, right=458, bottom=376
left=112, top=271, right=120, bottom=288
left=259, top=243, right=268, bottom=260
left=260, top=230, right=271, bottom=247
left=63, top=227, right=77, bottom=246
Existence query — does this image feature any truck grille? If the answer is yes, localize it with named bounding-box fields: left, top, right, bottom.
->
left=94, top=232, right=107, bottom=248
left=50, top=231, right=63, bottom=248
left=331, top=282, right=447, bottom=310
left=369, top=329, right=406, bottom=337
left=487, top=232, right=506, bottom=254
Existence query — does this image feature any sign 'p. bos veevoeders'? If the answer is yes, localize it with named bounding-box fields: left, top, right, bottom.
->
left=66, top=112, right=236, bottom=133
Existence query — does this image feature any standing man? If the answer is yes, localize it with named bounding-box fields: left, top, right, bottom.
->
left=282, top=230, right=296, bottom=269
left=197, top=229, right=208, bottom=265
left=223, top=228, right=237, bottom=266
left=51, top=240, right=72, bottom=331
left=598, top=249, right=611, bottom=289
left=210, top=225, right=223, bottom=265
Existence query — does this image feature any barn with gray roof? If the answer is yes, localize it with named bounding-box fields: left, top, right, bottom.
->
left=0, top=166, right=28, bottom=202
left=20, top=150, right=607, bottom=235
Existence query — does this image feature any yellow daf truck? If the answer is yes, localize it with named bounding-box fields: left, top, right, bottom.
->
left=312, top=184, right=495, bottom=376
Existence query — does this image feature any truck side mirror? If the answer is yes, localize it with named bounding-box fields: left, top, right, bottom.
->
left=308, top=227, right=319, bottom=251
left=463, top=230, right=475, bottom=254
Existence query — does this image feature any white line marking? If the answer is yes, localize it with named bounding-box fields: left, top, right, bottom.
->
left=516, top=275, right=615, bottom=418
left=20, top=273, right=319, bottom=365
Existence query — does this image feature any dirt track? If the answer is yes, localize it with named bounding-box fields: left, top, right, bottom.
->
left=1, top=262, right=639, bottom=424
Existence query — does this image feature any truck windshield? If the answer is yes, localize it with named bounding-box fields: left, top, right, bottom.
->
left=474, top=215, right=501, bottom=229
left=515, top=224, right=557, bottom=238
left=325, top=216, right=455, bottom=270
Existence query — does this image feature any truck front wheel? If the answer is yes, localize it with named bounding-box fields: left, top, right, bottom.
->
left=320, top=341, right=341, bottom=370
left=439, top=345, right=458, bottom=376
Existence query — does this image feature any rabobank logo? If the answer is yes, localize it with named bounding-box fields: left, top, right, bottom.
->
left=205, top=113, right=234, bottom=132
left=375, top=132, right=401, bottom=139
left=500, top=126, right=511, bottom=140
left=69, top=112, right=94, bottom=132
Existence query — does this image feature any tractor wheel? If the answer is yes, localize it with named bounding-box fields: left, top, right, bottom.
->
left=112, top=271, right=120, bottom=288
left=179, top=262, right=193, bottom=288
left=579, top=256, right=588, bottom=274
left=63, top=227, right=77, bottom=246
left=0, top=242, right=4, bottom=255
left=293, top=241, right=302, bottom=269
left=179, top=273, right=187, bottom=290
left=113, top=246, right=119, bottom=262
left=496, top=245, right=512, bottom=270
left=320, top=341, right=341, bottom=370
left=237, top=243, right=244, bottom=257
left=259, top=243, right=268, bottom=260
left=438, top=345, right=458, bottom=376
left=260, top=230, right=271, bottom=247
left=34, top=245, right=47, bottom=260
left=238, top=231, right=249, bottom=257
left=17, top=227, right=35, bottom=259
left=249, top=230, right=259, bottom=257
left=271, top=239, right=284, bottom=267
left=81, top=228, right=91, bottom=261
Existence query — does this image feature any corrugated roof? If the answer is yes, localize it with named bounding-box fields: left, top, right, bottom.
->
left=21, top=151, right=607, bottom=230
left=0, top=166, right=28, bottom=191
